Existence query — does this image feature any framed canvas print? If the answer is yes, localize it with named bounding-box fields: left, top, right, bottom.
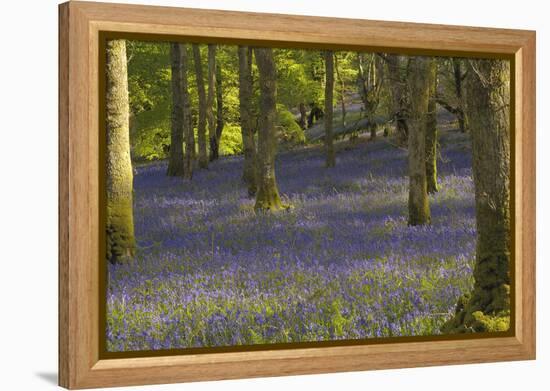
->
left=58, top=1, right=536, bottom=389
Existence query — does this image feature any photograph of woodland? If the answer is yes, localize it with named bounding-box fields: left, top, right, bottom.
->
left=105, top=39, right=511, bottom=352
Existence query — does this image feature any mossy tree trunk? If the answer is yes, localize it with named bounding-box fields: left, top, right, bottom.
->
left=386, top=54, right=409, bottom=147
left=192, top=44, right=208, bottom=168
left=180, top=44, right=193, bottom=180
left=207, top=44, right=217, bottom=162
left=407, top=56, right=433, bottom=226
left=167, top=43, right=185, bottom=177
left=214, top=60, right=224, bottom=160
left=453, top=58, right=467, bottom=133
left=185, top=45, right=196, bottom=163
left=254, top=47, right=283, bottom=211
left=425, top=60, right=438, bottom=194
left=238, top=46, right=257, bottom=196
left=105, top=39, right=135, bottom=264
left=443, top=59, right=511, bottom=333
left=324, top=50, right=336, bottom=168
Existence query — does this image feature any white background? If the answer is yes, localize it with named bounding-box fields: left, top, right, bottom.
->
left=0, top=0, right=546, bottom=389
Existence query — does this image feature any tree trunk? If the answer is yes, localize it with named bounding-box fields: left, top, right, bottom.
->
left=214, top=60, right=224, bottom=160
left=358, top=53, right=382, bottom=141
left=443, top=59, right=511, bottom=333
left=370, top=55, right=378, bottom=141
left=192, top=44, right=208, bottom=168
left=324, top=51, right=336, bottom=168
left=167, top=43, right=185, bottom=177
left=254, top=47, right=283, bottom=211
left=179, top=44, right=193, bottom=180
left=453, top=58, right=467, bottom=133
left=369, top=123, right=377, bottom=140
left=105, top=39, right=135, bottom=264
left=187, top=95, right=196, bottom=162
left=308, top=104, right=323, bottom=128
left=298, top=102, right=308, bottom=130
left=407, top=56, right=433, bottom=226
left=238, top=46, right=257, bottom=196
left=386, top=54, right=409, bottom=146
left=334, top=54, right=346, bottom=127
left=207, top=44, right=217, bottom=161
left=425, top=60, right=438, bottom=194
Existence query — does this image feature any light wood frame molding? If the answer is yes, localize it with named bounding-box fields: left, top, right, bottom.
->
left=58, top=1, right=536, bottom=389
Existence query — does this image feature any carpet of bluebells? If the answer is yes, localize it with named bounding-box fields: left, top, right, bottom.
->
left=107, top=129, right=476, bottom=352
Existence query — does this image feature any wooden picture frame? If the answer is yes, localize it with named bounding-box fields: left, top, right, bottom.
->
left=58, top=1, right=536, bottom=389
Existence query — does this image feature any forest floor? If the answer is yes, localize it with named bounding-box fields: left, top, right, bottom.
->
left=107, top=125, right=476, bottom=352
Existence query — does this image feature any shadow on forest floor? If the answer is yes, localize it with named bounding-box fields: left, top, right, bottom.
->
left=105, top=124, right=477, bottom=352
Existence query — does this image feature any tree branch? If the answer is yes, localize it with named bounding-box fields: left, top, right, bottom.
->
left=435, top=96, right=461, bottom=116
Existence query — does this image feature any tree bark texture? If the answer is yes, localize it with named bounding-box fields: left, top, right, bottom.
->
left=192, top=44, right=208, bottom=168
left=207, top=44, right=217, bottom=161
left=386, top=54, right=409, bottom=147
left=105, top=39, right=135, bottom=264
left=254, top=47, right=283, bottom=211
left=238, top=46, right=257, bottom=196
left=179, top=44, right=193, bottom=180
left=324, top=51, right=336, bottom=168
left=213, top=60, right=224, bottom=160
left=453, top=58, right=467, bottom=133
left=167, top=43, right=185, bottom=177
left=425, top=60, right=438, bottom=194
left=407, top=56, right=433, bottom=226
left=443, top=59, right=511, bottom=333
